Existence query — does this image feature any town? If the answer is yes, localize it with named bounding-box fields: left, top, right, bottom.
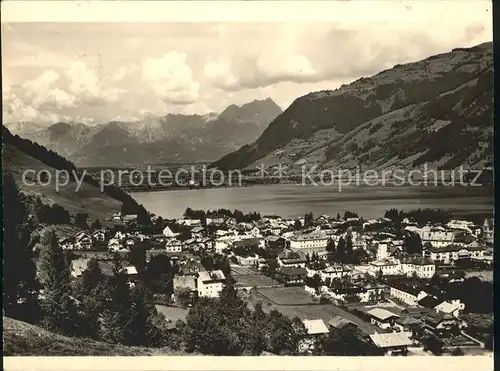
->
left=56, top=206, right=493, bottom=356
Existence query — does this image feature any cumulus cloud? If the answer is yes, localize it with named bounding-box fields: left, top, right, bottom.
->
left=204, top=20, right=493, bottom=92
left=3, top=60, right=128, bottom=123
left=141, top=52, right=200, bottom=104
left=204, top=51, right=318, bottom=91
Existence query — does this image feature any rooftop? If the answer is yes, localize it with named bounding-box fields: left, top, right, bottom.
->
left=395, top=315, right=420, bottom=326
left=198, top=270, right=226, bottom=282
left=328, top=315, right=356, bottom=329
left=369, top=333, right=412, bottom=348
left=386, top=279, right=425, bottom=296
left=417, top=295, right=442, bottom=309
left=303, top=319, right=329, bottom=335
left=291, top=232, right=329, bottom=241
left=366, top=308, right=400, bottom=321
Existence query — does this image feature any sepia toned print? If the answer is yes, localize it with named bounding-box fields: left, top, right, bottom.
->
left=2, top=0, right=494, bottom=367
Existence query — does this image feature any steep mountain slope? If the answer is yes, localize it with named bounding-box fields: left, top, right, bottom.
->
left=7, top=98, right=283, bottom=166
left=211, top=42, right=493, bottom=173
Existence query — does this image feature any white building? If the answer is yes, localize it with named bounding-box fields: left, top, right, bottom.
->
left=178, top=219, right=202, bottom=227
left=319, top=265, right=352, bottom=281
left=423, top=244, right=486, bottom=264
left=483, top=218, right=494, bottom=244
left=75, top=232, right=93, bottom=250
left=376, top=241, right=389, bottom=260
left=59, top=237, right=74, bottom=250
left=401, top=257, right=435, bottom=279
left=165, top=239, right=182, bottom=253
left=108, top=238, right=122, bottom=251
left=447, top=219, right=475, bottom=233
left=197, top=270, right=226, bottom=298
left=435, top=300, right=465, bottom=318
left=289, top=231, right=329, bottom=253
left=214, top=234, right=240, bottom=253
left=420, top=226, right=455, bottom=247
left=163, top=226, right=178, bottom=238
left=369, top=258, right=401, bottom=276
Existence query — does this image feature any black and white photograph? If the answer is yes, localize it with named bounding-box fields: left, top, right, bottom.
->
left=1, top=0, right=494, bottom=367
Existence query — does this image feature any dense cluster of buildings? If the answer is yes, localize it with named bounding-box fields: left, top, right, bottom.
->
left=63, top=211, right=492, bottom=354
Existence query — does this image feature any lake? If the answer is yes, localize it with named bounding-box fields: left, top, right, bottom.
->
left=131, top=184, right=494, bottom=220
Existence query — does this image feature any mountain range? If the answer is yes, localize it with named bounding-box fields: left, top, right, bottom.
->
left=6, top=42, right=493, bottom=172
left=211, top=42, right=493, bottom=174
left=5, top=98, right=283, bottom=166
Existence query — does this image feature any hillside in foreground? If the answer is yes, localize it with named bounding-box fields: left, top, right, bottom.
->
left=3, top=317, right=188, bottom=356
left=2, top=125, right=149, bottom=225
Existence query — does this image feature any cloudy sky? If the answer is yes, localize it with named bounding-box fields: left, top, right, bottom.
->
left=2, top=1, right=492, bottom=125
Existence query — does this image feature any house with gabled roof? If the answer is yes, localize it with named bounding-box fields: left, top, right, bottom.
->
left=163, top=226, right=178, bottom=238
left=434, top=300, right=465, bottom=318
left=421, top=310, right=461, bottom=335
left=366, top=308, right=400, bottom=329
left=75, top=231, right=93, bottom=250
left=394, top=315, right=420, bottom=338
left=368, top=332, right=412, bottom=355
left=300, top=319, right=330, bottom=352
left=197, top=270, right=226, bottom=298
left=278, top=266, right=307, bottom=284
left=328, top=315, right=358, bottom=332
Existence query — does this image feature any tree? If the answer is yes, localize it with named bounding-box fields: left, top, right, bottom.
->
left=404, top=232, right=423, bottom=255
left=305, top=274, right=323, bottom=295
left=345, top=234, right=354, bottom=262
left=146, top=254, right=174, bottom=295
left=336, top=212, right=341, bottom=221
left=321, top=327, right=382, bottom=355
left=73, top=258, right=107, bottom=339
left=324, top=277, right=332, bottom=288
left=335, top=237, right=347, bottom=263
left=294, top=219, right=302, bottom=230
left=153, top=216, right=165, bottom=234
left=326, top=238, right=336, bottom=253
left=304, top=212, right=314, bottom=228
left=38, top=231, right=79, bottom=335
left=185, top=281, right=250, bottom=355
left=75, top=212, right=89, bottom=229
left=175, top=286, right=194, bottom=307
left=422, top=334, right=443, bottom=355
left=126, top=284, right=161, bottom=346
left=100, top=256, right=133, bottom=344
left=184, top=278, right=307, bottom=356
left=384, top=208, right=403, bottom=223
left=128, top=245, right=147, bottom=272
left=266, top=258, right=279, bottom=278
left=90, top=218, right=102, bottom=231
left=3, top=173, right=39, bottom=322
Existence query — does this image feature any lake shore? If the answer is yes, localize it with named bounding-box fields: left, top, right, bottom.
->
left=131, top=183, right=494, bottom=220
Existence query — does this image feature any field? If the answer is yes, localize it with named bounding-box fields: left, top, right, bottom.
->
left=247, top=287, right=381, bottom=335
left=231, top=265, right=280, bottom=288
left=256, top=286, right=316, bottom=305
left=230, top=265, right=261, bottom=275
left=465, top=270, right=493, bottom=282
left=3, top=317, right=190, bottom=356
